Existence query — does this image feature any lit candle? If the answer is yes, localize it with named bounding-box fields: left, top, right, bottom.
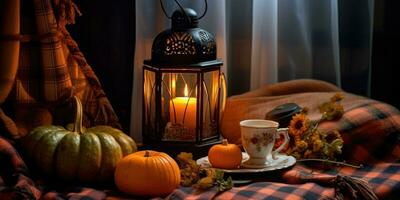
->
left=170, top=84, right=197, bottom=130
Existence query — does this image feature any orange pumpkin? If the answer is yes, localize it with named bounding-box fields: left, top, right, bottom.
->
left=114, top=150, right=181, bottom=197
left=208, top=139, right=242, bottom=169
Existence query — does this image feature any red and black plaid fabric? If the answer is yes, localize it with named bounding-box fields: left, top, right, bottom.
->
left=318, top=101, right=400, bottom=164
left=0, top=137, right=41, bottom=200
left=167, top=163, right=400, bottom=200
left=1, top=100, right=400, bottom=199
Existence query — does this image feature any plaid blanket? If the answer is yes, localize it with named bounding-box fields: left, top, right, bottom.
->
left=1, top=98, right=400, bottom=199
left=169, top=163, right=400, bottom=200
left=319, top=101, right=400, bottom=165
left=1, top=134, right=399, bottom=200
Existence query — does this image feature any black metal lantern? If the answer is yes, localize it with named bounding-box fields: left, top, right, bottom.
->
left=142, top=3, right=226, bottom=158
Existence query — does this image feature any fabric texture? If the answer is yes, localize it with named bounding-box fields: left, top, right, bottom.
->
left=169, top=163, right=400, bottom=200
left=1, top=79, right=400, bottom=199
left=0, top=137, right=41, bottom=200
left=0, top=0, right=120, bottom=140
left=1, top=135, right=400, bottom=200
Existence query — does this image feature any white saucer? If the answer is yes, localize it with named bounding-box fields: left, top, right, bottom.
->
left=242, top=154, right=289, bottom=169
left=196, top=152, right=296, bottom=173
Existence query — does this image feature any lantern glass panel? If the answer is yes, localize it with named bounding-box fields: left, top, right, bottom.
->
left=201, top=70, right=220, bottom=141
left=143, top=69, right=157, bottom=140
left=162, top=72, right=198, bottom=142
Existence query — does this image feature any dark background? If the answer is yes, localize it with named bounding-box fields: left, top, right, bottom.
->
left=371, top=0, right=400, bottom=110
left=68, top=0, right=399, bottom=133
left=68, top=1, right=135, bottom=133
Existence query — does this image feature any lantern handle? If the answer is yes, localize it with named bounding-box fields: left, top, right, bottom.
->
left=159, top=0, right=208, bottom=20
left=197, top=0, right=208, bottom=20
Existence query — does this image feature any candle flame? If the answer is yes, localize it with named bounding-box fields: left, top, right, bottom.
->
left=171, top=78, right=176, bottom=97
left=172, top=80, right=176, bottom=90
left=184, top=84, right=188, bottom=97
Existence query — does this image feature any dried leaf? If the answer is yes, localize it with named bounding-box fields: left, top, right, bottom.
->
left=177, top=152, right=201, bottom=186
left=330, top=139, right=344, bottom=154
left=193, top=176, right=214, bottom=189
left=217, top=176, right=233, bottom=192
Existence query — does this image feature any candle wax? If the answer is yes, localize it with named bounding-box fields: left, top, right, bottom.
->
left=169, top=97, right=197, bottom=130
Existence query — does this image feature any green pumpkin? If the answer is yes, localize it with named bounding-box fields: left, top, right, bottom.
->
left=22, top=96, right=137, bottom=183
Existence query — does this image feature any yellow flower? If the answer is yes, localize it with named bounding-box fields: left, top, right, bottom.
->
left=289, top=113, right=310, bottom=140
left=312, top=139, right=323, bottom=153
left=310, top=129, right=321, bottom=141
left=295, top=140, right=308, bottom=152
left=323, top=130, right=342, bottom=143
left=319, top=102, right=344, bottom=120
left=331, top=93, right=344, bottom=102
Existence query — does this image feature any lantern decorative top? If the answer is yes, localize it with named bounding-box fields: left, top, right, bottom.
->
left=150, top=8, right=217, bottom=66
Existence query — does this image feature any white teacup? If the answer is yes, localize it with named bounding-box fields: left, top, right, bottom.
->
left=240, top=119, right=289, bottom=168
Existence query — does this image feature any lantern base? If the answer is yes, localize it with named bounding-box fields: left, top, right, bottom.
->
left=141, top=139, right=222, bottom=160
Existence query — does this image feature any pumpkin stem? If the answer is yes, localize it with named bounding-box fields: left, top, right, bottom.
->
left=144, top=151, right=150, bottom=157
left=222, top=139, right=228, bottom=145
left=72, top=96, right=84, bottom=134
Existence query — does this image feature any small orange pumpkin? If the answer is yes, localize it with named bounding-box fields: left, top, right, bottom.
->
left=208, top=139, right=242, bottom=169
left=114, top=150, right=181, bottom=197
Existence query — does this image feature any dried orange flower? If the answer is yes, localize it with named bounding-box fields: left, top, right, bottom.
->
left=288, top=113, right=309, bottom=140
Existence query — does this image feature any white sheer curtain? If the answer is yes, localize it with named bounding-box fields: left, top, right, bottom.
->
left=131, top=0, right=373, bottom=142
left=250, top=0, right=341, bottom=90
left=250, top=0, right=279, bottom=88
